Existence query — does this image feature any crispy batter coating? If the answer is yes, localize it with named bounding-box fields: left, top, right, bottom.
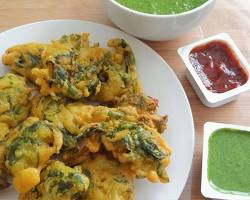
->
left=0, top=73, right=32, bottom=141
left=5, top=117, right=63, bottom=193
left=3, top=34, right=140, bottom=102
left=30, top=95, right=171, bottom=183
left=80, top=154, right=134, bottom=200
left=115, top=94, right=167, bottom=133
left=73, top=120, right=171, bottom=183
left=1, top=44, right=45, bottom=80
left=101, top=120, right=171, bottom=183
left=0, top=143, right=9, bottom=190
left=20, top=161, right=89, bottom=200
left=31, top=95, right=167, bottom=135
left=0, top=73, right=32, bottom=190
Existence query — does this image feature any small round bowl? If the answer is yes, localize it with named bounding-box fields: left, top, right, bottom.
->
left=103, top=0, right=215, bottom=41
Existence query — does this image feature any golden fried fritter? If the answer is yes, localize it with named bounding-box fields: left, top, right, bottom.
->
left=0, top=73, right=32, bottom=141
left=1, top=33, right=172, bottom=200
left=31, top=95, right=166, bottom=135
left=20, top=161, right=89, bottom=200
left=0, top=143, right=9, bottom=190
left=5, top=117, right=63, bottom=193
left=30, top=95, right=171, bottom=183
left=115, top=94, right=167, bottom=133
left=0, top=73, right=32, bottom=190
left=90, top=38, right=140, bottom=102
left=80, top=154, right=134, bottom=200
left=1, top=44, right=45, bottom=80
left=3, top=34, right=140, bottom=102
left=101, top=120, right=171, bottom=183
left=65, top=120, right=171, bottom=183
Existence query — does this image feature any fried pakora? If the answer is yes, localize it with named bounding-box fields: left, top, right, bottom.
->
left=0, top=73, right=32, bottom=141
left=20, top=160, right=89, bottom=200
left=0, top=73, right=33, bottom=190
left=0, top=143, right=9, bottom=190
left=30, top=95, right=171, bottom=183
left=0, top=33, right=172, bottom=200
left=101, top=120, right=171, bottom=183
left=80, top=154, right=134, bottom=200
left=5, top=117, right=63, bottom=193
left=115, top=93, right=167, bottom=133
left=31, top=94, right=167, bottom=135
left=3, top=34, right=140, bottom=102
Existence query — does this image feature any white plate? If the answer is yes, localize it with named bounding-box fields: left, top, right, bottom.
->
left=0, top=20, right=194, bottom=200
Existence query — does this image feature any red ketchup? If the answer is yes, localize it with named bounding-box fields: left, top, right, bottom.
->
left=189, top=40, right=248, bottom=93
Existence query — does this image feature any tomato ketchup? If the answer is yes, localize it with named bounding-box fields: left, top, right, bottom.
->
left=189, top=41, right=248, bottom=93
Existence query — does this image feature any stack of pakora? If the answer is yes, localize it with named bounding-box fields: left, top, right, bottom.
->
left=0, top=33, right=172, bottom=200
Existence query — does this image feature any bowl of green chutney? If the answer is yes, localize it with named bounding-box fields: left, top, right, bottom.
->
left=103, top=0, right=215, bottom=41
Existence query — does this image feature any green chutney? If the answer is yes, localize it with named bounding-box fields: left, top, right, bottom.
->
left=116, top=0, right=208, bottom=15
left=208, top=128, right=250, bottom=195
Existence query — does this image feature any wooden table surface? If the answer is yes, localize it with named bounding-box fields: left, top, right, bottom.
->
left=0, top=0, right=249, bottom=199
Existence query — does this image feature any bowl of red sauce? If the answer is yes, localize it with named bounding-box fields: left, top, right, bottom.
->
left=178, top=33, right=250, bottom=107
